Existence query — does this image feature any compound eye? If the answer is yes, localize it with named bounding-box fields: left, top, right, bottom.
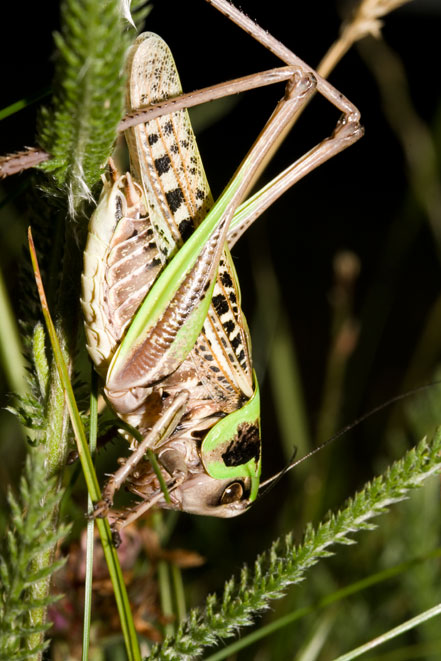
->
left=219, top=481, right=244, bottom=505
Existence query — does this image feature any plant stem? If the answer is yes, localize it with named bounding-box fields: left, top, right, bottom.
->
left=0, top=267, right=28, bottom=397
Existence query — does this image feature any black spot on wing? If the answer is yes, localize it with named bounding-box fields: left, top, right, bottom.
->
left=178, top=218, right=193, bottom=241
left=166, top=188, right=184, bottom=214
left=148, top=133, right=159, bottom=146
left=223, top=320, right=235, bottom=335
left=155, top=155, right=171, bottom=175
left=220, top=271, right=233, bottom=288
left=212, top=294, right=229, bottom=317
left=230, top=334, right=241, bottom=351
left=163, top=121, right=173, bottom=135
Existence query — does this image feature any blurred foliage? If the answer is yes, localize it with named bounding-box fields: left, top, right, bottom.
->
left=1, top=0, right=441, bottom=659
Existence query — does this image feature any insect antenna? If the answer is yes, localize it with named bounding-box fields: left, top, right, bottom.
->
left=256, top=448, right=298, bottom=501
left=257, top=382, right=440, bottom=497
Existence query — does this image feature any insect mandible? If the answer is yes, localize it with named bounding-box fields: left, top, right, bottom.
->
left=81, top=0, right=363, bottom=542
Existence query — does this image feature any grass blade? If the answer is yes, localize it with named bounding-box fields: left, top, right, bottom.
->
left=28, top=227, right=141, bottom=661
left=334, top=603, right=441, bottom=661
left=82, top=367, right=98, bottom=661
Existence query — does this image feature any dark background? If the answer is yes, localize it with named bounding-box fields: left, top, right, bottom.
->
left=1, top=1, right=441, bottom=658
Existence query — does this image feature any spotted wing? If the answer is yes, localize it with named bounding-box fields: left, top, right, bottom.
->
left=124, top=32, right=253, bottom=399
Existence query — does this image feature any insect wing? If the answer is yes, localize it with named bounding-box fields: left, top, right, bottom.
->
left=81, top=171, right=158, bottom=376
left=125, top=32, right=213, bottom=258
left=109, top=33, right=254, bottom=399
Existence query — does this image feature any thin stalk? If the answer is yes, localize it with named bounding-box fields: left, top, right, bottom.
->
left=171, top=563, right=186, bottom=622
left=28, top=228, right=141, bottom=661
left=269, top=312, right=311, bottom=468
left=158, top=560, right=175, bottom=638
left=0, top=266, right=28, bottom=397
left=334, top=603, right=441, bottom=661
left=315, top=253, right=360, bottom=445
left=296, top=612, right=336, bottom=661
left=0, top=87, right=50, bottom=121
left=152, top=509, right=180, bottom=637
left=26, top=220, right=80, bottom=657
left=318, top=0, right=413, bottom=79
left=147, top=449, right=172, bottom=505
left=82, top=367, right=98, bottom=661
left=250, top=228, right=311, bottom=470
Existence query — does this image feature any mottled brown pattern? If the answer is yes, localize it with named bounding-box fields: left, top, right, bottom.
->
left=82, top=32, right=258, bottom=521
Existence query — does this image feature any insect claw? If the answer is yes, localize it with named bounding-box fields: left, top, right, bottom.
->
left=92, top=508, right=106, bottom=519
left=111, top=529, right=122, bottom=548
left=92, top=497, right=112, bottom=518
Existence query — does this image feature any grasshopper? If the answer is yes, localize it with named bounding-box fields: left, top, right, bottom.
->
left=81, top=0, right=363, bottom=541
